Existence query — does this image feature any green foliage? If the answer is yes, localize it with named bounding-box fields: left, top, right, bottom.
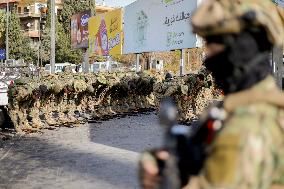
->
left=3, top=11, right=36, bottom=62
left=0, top=10, right=5, bottom=47
left=40, top=23, right=51, bottom=63
left=58, top=0, right=96, bottom=63
left=41, top=0, right=95, bottom=64
left=0, top=9, right=37, bottom=63
left=56, top=21, right=83, bottom=63
left=7, top=12, right=23, bottom=59
left=60, top=0, right=91, bottom=32
left=0, top=1, right=96, bottom=65
left=272, top=0, right=278, bottom=5
left=22, top=38, right=37, bottom=63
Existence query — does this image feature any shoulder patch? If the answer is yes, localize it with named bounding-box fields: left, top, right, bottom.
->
left=203, top=134, right=241, bottom=186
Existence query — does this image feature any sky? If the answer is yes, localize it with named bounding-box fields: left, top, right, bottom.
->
left=96, top=0, right=136, bottom=7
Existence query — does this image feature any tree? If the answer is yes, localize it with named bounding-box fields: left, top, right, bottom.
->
left=60, top=0, right=90, bottom=32
left=89, top=0, right=96, bottom=16
left=40, top=1, right=51, bottom=63
left=3, top=10, right=36, bottom=62
left=56, top=21, right=82, bottom=63
left=58, top=0, right=96, bottom=63
left=41, top=0, right=95, bottom=64
left=0, top=10, right=6, bottom=48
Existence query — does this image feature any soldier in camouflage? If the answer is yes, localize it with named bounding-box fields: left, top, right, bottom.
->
left=3, top=69, right=217, bottom=132
left=140, top=0, right=284, bottom=189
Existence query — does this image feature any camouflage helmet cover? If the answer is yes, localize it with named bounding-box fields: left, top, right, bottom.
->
left=191, top=0, right=284, bottom=46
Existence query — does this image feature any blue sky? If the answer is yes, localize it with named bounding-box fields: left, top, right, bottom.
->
left=96, top=0, right=136, bottom=7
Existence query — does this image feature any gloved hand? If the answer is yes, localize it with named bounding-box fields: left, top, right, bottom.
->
left=139, top=149, right=170, bottom=189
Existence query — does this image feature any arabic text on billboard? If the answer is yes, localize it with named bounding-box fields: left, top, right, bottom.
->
left=123, top=0, right=198, bottom=54
left=71, top=10, right=91, bottom=49
left=88, top=9, right=123, bottom=56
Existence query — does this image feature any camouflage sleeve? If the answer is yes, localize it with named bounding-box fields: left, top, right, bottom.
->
left=186, top=114, right=277, bottom=189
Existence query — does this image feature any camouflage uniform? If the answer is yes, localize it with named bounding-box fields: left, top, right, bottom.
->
left=186, top=0, right=284, bottom=188
left=29, top=99, right=42, bottom=129
left=184, top=76, right=284, bottom=189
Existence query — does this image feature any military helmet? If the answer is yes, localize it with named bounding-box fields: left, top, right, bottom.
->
left=165, top=72, right=173, bottom=80
left=191, top=0, right=284, bottom=46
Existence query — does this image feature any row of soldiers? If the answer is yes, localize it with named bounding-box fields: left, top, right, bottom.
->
left=7, top=69, right=221, bottom=132
left=154, top=68, right=221, bottom=123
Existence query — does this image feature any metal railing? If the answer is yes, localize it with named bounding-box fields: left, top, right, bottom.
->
left=18, top=12, right=41, bottom=18
left=21, top=29, right=40, bottom=38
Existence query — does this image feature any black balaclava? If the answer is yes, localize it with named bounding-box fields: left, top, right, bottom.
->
left=204, top=29, right=272, bottom=94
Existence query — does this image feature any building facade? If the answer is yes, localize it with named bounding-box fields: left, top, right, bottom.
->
left=0, top=0, right=63, bottom=48
left=0, top=0, right=113, bottom=47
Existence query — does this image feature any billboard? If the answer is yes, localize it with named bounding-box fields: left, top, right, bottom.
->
left=88, top=9, right=123, bottom=56
left=71, top=10, right=91, bottom=49
left=123, top=0, right=198, bottom=54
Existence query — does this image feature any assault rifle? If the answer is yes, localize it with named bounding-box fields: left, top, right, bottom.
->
left=158, top=98, right=225, bottom=188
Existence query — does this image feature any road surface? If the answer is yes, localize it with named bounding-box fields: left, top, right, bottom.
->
left=0, top=112, right=163, bottom=189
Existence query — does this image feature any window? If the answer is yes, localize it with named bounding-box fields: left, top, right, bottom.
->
left=56, top=66, right=62, bottom=71
left=94, top=64, right=100, bottom=69
left=111, top=64, right=118, bottom=69
left=33, top=38, right=39, bottom=43
left=57, top=9, right=62, bottom=16
left=45, top=64, right=50, bottom=71
left=18, top=7, right=21, bottom=13
left=12, top=4, right=17, bottom=12
left=24, top=7, right=29, bottom=13
left=23, top=22, right=29, bottom=30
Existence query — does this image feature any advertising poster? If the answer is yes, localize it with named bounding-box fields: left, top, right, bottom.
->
left=71, top=10, right=91, bottom=49
left=123, top=0, right=198, bottom=54
left=88, top=9, right=123, bottom=56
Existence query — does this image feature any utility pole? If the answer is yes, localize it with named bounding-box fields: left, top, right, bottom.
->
left=50, top=0, right=55, bottom=74
left=6, top=0, right=9, bottom=60
left=180, top=49, right=185, bottom=76
left=136, top=54, right=140, bottom=73
left=37, top=16, right=41, bottom=68
left=83, top=0, right=96, bottom=73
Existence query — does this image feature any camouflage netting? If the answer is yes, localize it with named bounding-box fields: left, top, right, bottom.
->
left=7, top=69, right=222, bottom=132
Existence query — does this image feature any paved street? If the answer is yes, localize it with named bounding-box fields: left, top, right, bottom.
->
left=0, top=112, right=162, bottom=189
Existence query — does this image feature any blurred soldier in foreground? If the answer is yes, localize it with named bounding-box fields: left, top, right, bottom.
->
left=139, top=0, right=284, bottom=188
